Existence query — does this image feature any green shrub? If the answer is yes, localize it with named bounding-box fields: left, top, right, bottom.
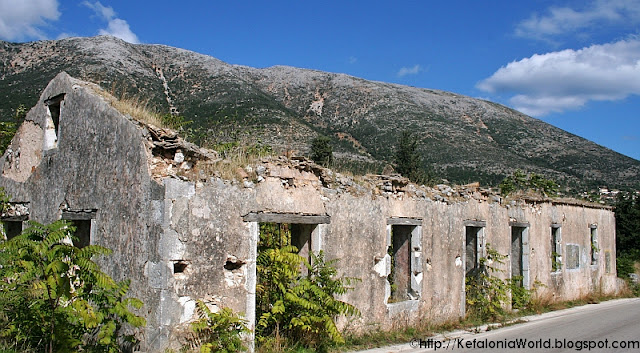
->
left=189, top=302, right=249, bottom=353
left=465, top=246, right=509, bottom=321
left=256, top=223, right=359, bottom=351
left=509, top=276, right=531, bottom=310
left=499, top=170, right=558, bottom=197
left=0, top=220, right=145, bottom=353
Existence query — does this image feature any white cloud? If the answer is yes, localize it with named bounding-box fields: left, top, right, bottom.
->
left=98, top=18, right=139, bottom=44
left=348, top=56, right=357, bottom=64
left=397, top=64, right=422, bottom=77
left=0, top=0, right=60, bottom=41
left=83, top=1, right=139, bottom=43
left=516, top=0, right=640, bottom=39
left=477, top=38, right=640, bottom=116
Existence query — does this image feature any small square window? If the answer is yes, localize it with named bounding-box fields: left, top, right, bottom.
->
left=2, top=220, right=23, bottom=240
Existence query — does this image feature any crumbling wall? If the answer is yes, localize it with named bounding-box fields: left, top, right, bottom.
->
left=0, top=73, right=619, bottom=352
left=522, top=201, right=618, bottom=301
left=0, top=72, right=163, bottom=350
left=155, top=159, right=618, bottom=341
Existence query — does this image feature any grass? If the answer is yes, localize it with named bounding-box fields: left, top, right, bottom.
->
left=85, top=82, right=167, bottom=128
left=192, top=141, right=276, bottom=182
left=252, top=290, right=632, bottom=353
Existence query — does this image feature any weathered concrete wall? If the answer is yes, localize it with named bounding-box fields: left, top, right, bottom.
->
left=519, top=202, right=618, bottom=301
left=0, top=73, right=619, bottom=352
left=158, top=170, right=619, bottom=342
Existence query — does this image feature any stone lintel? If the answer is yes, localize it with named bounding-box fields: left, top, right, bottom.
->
left=242, top=212, right=330, bottom=224
left=387, top=217, right=422, bottom=226
left=62, top=210, right=97, bottom=220
left=464, top=220, right=487, bottom=227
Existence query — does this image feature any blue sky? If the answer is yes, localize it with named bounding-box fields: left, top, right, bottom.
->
left=1, top=0, right=639, bottom=161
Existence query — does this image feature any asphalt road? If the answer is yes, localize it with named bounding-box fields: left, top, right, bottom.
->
left=352, top=298, right=640, bottom=353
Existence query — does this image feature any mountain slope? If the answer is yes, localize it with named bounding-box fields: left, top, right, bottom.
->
left=1, top=35, right=639, bottom=190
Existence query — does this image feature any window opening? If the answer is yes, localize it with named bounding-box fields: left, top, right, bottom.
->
left=243, top=212, right=328, bottom=343
left=590, top=225, right=598, bottom=266
left=511, top=226, right=524, bottom=280
left=388, top=225, right=413, bottom=302
left=465, top=226, right=483, bottom=276
left=44, top=93, right=65, bottom=150
left=62, top=210, right=96, bottom=249
left=70, top=219, right=91, bottom=248
left=257, top=222, right=313, bottom=262
left=463, top=222, right=485, bottom=317
left=2, top=220, right=23, bottom=240
left=551, top=225, right=562, bottom=272
left=256, top=221, right=318, bottom=338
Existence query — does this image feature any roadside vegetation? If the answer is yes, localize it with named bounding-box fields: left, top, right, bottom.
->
left=0, top=192, right=145, bottom=353
left=615, top=191, right=640, bottom=296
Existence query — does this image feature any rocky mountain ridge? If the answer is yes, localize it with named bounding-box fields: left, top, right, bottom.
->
left=1, top=35, right=639, bottom=191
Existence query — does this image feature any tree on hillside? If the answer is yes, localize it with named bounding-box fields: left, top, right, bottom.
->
left=615, top=191, right=640, bottom=256
left=394, top=131, right=423, bottom=182
left=311, top=135, right=333, bottom=167
left=0, top=104, right=27, bottom=155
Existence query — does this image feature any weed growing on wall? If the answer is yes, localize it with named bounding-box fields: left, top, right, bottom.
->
left=466, top=246, right=541, bottom=322
left=187, top=301, right=249, bottom=353
left=509, top=276, right=531, bottom=310
left=465, top=246, right=509, bottom=321
left=499, top=170, right=559, bottom=197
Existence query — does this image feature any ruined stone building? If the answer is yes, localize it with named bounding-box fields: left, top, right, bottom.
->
left=0, top=73, right=620, bottom=352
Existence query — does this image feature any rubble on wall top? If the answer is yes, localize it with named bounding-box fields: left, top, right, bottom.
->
left=143, top=124, right=220, bottom=181
left=99, top=94, right=606, bottom=209
left=1, top=203, right=29, bottom=219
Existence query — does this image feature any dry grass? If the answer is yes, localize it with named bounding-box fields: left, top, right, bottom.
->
left=194, top=144, right=275, bottom=182
left=86, top=84, right=168, bottom=128
left=109, top=96, right=164, bottom=127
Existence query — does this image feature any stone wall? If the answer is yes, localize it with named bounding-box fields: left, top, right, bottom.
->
left=158, top=166, right=619, bottom=345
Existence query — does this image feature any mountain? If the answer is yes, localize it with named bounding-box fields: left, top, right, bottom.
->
left=1, top=35, right=639, bottom=190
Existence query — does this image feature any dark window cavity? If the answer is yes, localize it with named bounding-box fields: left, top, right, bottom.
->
left=465, top=226, right=484, bottom=276
left=3, top=220, right=23, bottom=240
left=551, top=225, right=562, bottom=272
left=62, top=210, right=96, bottom=248
left=388, top=225, right=413, bottom=302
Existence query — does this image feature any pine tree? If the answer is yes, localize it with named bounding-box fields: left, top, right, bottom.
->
left=394, top=131, right=423, bottom=182
left=311, top=135, right=333, bottom=167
